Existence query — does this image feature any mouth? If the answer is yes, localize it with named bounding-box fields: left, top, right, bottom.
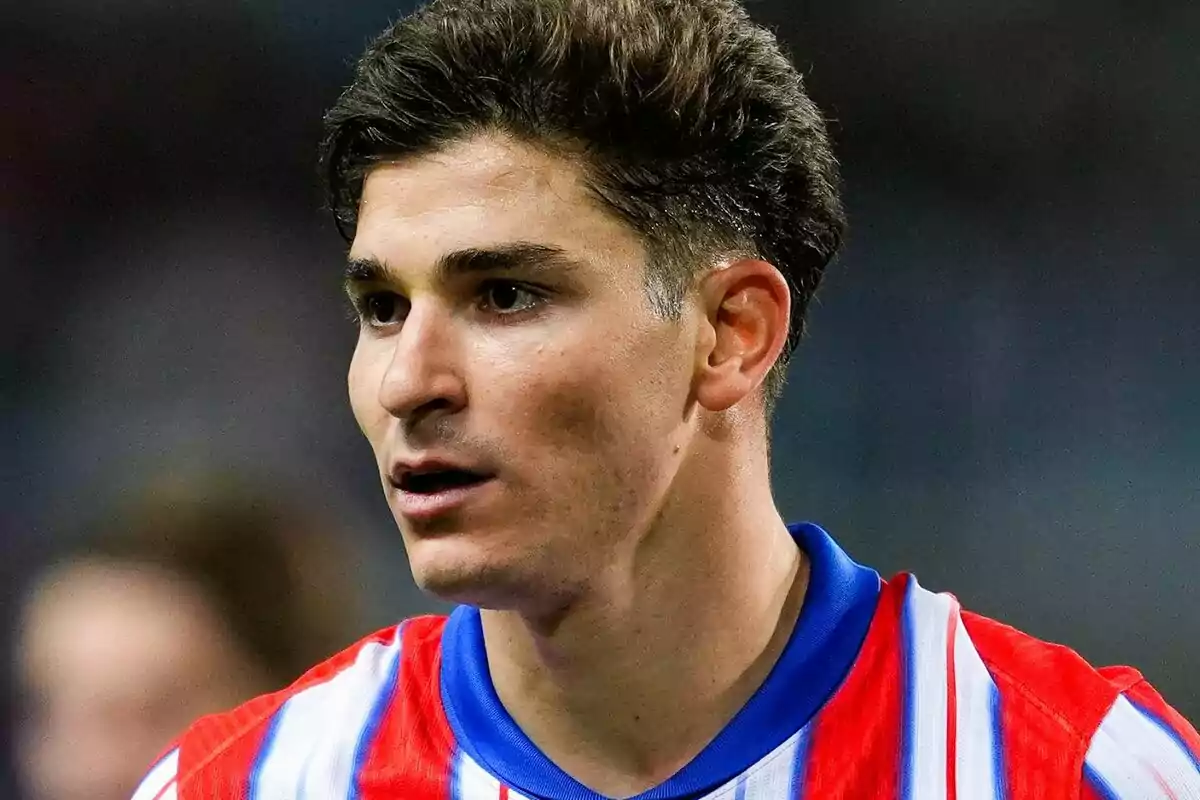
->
left=396, top=467, right=492, bottom=495
left=388, top=461, right=497, bottom=520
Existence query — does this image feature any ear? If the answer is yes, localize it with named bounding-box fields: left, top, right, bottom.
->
left=693, top=259, right=791, bottom=412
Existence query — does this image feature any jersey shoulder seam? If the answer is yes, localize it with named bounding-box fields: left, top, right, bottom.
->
left=960, top=610, right=1130, bottom=793
left=983, top=654, right=1110, bottom=745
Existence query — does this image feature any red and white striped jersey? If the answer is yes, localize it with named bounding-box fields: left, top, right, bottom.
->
left=132, top=523, right=1200, bottom=800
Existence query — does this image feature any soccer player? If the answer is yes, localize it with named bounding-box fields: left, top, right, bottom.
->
left=132, top=0, right=1200, bottom=798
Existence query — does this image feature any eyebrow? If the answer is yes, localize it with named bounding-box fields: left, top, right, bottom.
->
left=344, top=242, right=581, bottom=289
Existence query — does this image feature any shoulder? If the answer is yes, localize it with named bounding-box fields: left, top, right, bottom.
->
left=960, top=610, right=1140, bottom=742
left=129, top=615, right=450, bottom=800
left=950, top=589, right=1200, bottom=797
left=879, top=575, right=1199, bottom=797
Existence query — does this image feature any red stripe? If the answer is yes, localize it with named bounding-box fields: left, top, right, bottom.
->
left=355, top=616, right=457, bottom=800
left=174, top=693, right=281, bottom=799
left=499, top=786, right=510, bottom=800
left=961, top=614, right=1131, bottom=799
left=944, top=597, right=960, bottom=800
left=799, top=576, right=906, bottom=799
left=1078, top=777, right=1106, bottom=800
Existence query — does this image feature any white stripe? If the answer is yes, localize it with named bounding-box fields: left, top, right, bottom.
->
left=952, top=615, right=1002, bottom=799
left=905, top=581, right=953, bottom=800
left=157, top=784, right=178, bottom=800
left=1085, top=695, right=1200, bottom=799
left=687, top=725, right=810, bottom=799
left=251, top=629, right=403, bottom=799
left=130, top=748, right=178, bottom=800
left=455, top=751, right=504, bottom=799
left=740, top=730, right=801, bottom=799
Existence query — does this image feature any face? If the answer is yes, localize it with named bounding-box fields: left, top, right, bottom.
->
left=346, top=134, right=701, bottom=610
left=17, top=561, right=265, bottom=800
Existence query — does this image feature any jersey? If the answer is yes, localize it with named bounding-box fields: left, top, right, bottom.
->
left=131, top=523, right=1200, bottom=800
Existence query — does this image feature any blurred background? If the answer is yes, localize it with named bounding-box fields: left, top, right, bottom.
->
left=2, top=0, right=1197, bottom=795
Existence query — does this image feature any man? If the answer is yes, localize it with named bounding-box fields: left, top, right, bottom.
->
left=133, top=0, right=1200, bottom=798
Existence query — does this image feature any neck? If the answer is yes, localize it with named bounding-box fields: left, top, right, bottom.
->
left=480, top=435, right=808, bottom=798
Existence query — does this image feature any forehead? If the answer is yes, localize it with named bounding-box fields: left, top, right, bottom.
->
left=350, top=134, right=646, bottom=275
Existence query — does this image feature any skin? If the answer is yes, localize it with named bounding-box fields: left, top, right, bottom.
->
left=16, top=561, right=268, bottom=800
left=347, top=132, right=808, bottom=797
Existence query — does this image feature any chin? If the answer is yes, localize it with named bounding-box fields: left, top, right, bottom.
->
left=407, top=539, right=572, bottom=612
left=408, top=539, right=520, bottom=607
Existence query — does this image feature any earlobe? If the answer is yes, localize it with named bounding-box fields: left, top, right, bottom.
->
left=692, top=259, right=790, bottom=412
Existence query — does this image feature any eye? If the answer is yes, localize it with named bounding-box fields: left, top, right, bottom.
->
left=357, top=291, right=407, bottom=327
left=479, top=280, right=542, bottom=315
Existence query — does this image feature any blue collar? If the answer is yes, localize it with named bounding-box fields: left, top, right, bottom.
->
left=440, top=522, right=880, bottom=800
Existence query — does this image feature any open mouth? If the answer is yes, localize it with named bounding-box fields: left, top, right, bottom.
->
left=398, top=468, right=491, bottom=495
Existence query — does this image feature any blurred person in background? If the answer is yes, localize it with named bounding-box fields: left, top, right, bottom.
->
left=14, top=476, right=362, bottom=800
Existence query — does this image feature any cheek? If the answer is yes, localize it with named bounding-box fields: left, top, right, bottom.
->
left=506, top=345, right=673, bottom=481
left=347, top=341, right=387, bottom=444
left=493, top=342, right=618, bottom=446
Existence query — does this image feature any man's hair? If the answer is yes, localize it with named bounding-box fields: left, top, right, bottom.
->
left=322, top=0, right=846, bottom=406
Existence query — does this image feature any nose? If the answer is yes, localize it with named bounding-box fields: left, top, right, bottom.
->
left=377, top=304, right=467, bottom=427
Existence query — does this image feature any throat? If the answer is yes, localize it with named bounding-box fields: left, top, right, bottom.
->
left=480, top=544, right=809, bottom=797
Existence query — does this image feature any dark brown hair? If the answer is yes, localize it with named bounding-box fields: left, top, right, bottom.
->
left=322, top=0, right=846, bottom=404
left=50, top=477, right=362, bottom=687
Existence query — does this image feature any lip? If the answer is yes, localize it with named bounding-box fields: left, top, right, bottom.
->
left=386, top=457, right=497, bottom=521
left=390, top=476, right=497, bottom=521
